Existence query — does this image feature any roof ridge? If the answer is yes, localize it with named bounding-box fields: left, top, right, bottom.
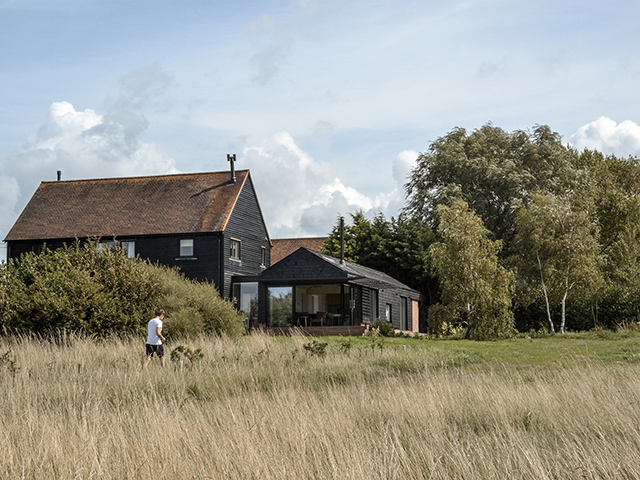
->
left=41, top=170, right=250, bottom=185
left=272, top=236, right=328, bottom=241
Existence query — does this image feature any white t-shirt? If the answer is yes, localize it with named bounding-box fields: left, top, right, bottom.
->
left=147, top=317, right=163, bottom=345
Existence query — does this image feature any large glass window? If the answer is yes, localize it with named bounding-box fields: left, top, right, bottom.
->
left=97, top=240, right=134, bottom=258
left=232, top=282, right=258, bottom=328
left=267, top=286, right=293, bottom=327
left=180, top=239, right=194, bottom=257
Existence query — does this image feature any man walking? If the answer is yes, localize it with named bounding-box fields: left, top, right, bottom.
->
left=144, top=309, right=166, bottom=368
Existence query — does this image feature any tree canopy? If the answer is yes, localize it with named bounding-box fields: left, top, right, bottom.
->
left=326, top=123, right=640, bottom=337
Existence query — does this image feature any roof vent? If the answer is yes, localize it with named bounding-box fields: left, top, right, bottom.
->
left=227, top=154, right=236, bottom=184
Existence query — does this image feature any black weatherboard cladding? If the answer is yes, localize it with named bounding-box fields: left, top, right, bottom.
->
left=221, top=175, right=270, bottom=298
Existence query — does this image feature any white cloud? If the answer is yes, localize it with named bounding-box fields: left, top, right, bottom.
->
left=393, top=149, right=418, bottom=190
left=13, top=102, right=177, bottom=178
left=311, top=120, right=335, bottom=152
left=0, top=175, right=20, bottom=220
left=242, top=132, right=401, bottom=238
left=0, top=101, right=177, bottom=256
left=570, top=117, right=640, bottom=156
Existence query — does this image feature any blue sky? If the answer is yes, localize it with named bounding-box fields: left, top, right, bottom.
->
left=1, top=0, right=640, bottom=259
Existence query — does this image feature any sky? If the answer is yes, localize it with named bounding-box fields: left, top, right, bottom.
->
left=1, top=0, right=640, bottom=261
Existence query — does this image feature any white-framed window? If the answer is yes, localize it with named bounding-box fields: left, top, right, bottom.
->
left=230, top=238, right=241, bottom=261
left=97, top=240, right=116, bottom=253
left=121, top=241, right=135, bottom=258
left=97, top=240, right=135, bottom=258
left=180, top=239, right=194, bottom=257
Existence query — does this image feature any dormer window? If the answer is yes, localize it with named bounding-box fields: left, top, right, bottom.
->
left=180, top=239, right=194, bottom=257
left=230, top=238, right=241, bottom=261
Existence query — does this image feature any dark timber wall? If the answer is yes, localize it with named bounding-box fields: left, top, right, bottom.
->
left=221, top=176, right=270, bottom=298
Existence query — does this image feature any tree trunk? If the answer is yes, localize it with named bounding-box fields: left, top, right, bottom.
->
left=560, top=283, right=568, bottom=335
left=465, top=302, right=473, bottom=339
left=537, top=254, right=555, bottom=334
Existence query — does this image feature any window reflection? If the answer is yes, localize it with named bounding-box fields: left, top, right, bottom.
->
left=267, top=286, right=293, bottom=327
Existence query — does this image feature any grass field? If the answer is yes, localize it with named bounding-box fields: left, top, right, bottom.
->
left=1, top=331, right=639, bottom=479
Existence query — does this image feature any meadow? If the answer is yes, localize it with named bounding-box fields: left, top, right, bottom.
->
left=1, top=331, right=639, bottom=479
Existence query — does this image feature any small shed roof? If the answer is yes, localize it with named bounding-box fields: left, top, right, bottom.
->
left=5, top=170, right=251, bottom=241
left=257, top=247, right=423, bottom=299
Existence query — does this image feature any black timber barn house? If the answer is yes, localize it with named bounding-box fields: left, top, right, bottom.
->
left=4, top=169, right=271, bottom=299
left=5, top=168, right=426, bottom=334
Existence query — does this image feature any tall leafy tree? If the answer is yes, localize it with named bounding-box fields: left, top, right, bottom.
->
left=515, top=193, right=602, bottom=334
left=322, top=211, right=437, bottom=301
left=405, top=124, right=581, bottom=253
left=598, top=197, right=640, bottom=325
left=430, top=198, right=515, bottom=340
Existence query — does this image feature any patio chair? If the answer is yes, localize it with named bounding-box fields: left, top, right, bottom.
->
left=310, top=311, right=326, bottom=327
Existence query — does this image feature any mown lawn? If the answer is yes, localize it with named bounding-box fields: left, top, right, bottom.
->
left=319, top=329, right=640, bottom=366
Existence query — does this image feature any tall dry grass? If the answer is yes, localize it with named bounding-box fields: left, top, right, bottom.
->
left=0, top=333, right=639, bottom=479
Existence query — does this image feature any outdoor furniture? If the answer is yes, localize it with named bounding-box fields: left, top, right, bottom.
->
left=297, top=313, right=311, bottom=327
left=310, top=311, right=326, bottom=326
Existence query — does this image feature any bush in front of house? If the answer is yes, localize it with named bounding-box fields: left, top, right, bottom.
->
left=154, top=265, right=245, bottom=339
left=0, top=241, right=244, bottom=338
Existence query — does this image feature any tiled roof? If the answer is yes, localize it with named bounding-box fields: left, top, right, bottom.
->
left=271, top=237, right=327, bottom=264
left=5, top=170, right=249, bottom=241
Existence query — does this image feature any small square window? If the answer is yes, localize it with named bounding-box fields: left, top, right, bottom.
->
left=180, top=239, right=194, bottom=257
left=121, top=241, right=135, bottom=258
left=230, top=239, right=241, bottom=260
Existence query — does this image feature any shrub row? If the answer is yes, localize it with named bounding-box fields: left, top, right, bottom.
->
left=0, top=241, right=244, bottom=338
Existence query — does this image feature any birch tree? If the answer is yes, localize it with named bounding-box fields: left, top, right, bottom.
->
left=430, top=198, right=515, bottom=340
left=515, top=193, right=602, bottom=334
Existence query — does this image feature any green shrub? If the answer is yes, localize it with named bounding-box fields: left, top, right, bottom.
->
left=371, top=317, right=395, bottom=337
left=170, top=345, right=204, bottom=368
left=155, top=266, right=245, bottom=338
left=303, top=339, right=328, bottom=358
left=0, top=240, right=244, bottom=338
left=1, top=242, right=159, bottom=336
left=427, top=303, right=452, bottom=337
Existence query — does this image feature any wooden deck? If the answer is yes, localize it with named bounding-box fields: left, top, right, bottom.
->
left=252, top=325, right=368, bottom=337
